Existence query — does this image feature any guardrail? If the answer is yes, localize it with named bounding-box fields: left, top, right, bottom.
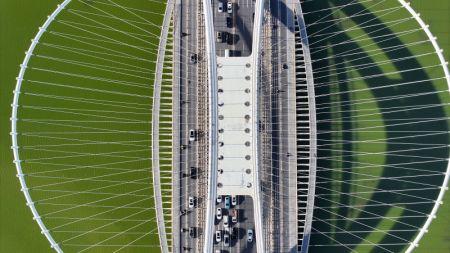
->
left=151, top=1, right=175, bottom=253
left=201, top=0, right=219, bottom=252
left=252, top=0, right=267, bottom=252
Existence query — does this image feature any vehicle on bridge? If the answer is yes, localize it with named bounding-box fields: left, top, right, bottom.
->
left=216, top=195, right=222, bottom=204
left=223, top=215, right=229, bottom=228
left=247, top=229, right=253, bottom=243
left=224, top=196, right=231, bottom=209
left=226, top=16, right=232, bottom=28
left=189, top=227, right=196, bottom=238
left=189, top=129, right=196, bottom=142
left=227, top=2, right=233, bottom=14
left=223, top=232, right=230, bottom=246
left=215, top=230, right=222, bottom=243
left=216, top=207, right=223, bottom=220
left=188, top=196, right=195, bottom=209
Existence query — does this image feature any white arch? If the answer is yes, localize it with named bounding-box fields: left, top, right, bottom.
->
left=398, top=1, right=450, bottom=252
left=10, top=1, right=72, bottom=252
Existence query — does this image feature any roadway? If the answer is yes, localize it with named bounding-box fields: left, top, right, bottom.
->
left=177, top=0, right=299, bottom=252
left=179, top=0, right=201, bottom=251
left=212, top=0, right=254, bottom=57
left=212, top=195, right=257, bottom=253
left=260, top=0, right=298, bottom=251
left=276, top=0, right=298, bottom=250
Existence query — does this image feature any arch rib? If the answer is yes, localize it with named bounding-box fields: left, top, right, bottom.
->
left=398, top=1, right=450, bottom=252
left=10, top=1, right=72, bottom=252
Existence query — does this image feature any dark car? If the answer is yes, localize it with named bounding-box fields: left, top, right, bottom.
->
left=226, top=17, right=232, bottom=28
left=231, top=227, right=238, bottom=239
left=189, top=227, right=195, bottom=238
left=190, top=167, right=197, bottom=179
left=225, top=32, right=233, bottom=45
left=190, top=53, right=197, bottom=64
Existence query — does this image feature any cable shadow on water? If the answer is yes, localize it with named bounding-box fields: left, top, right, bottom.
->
left=301, top=0, right=449, bottom=252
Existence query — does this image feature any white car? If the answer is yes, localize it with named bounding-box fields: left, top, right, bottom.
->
left=227, top=2, right=233, bottom=14
left=218, top=2, right=223, bottom=12
left=247, top=229, right=253, bottom=243
left=215, top=230, right=222, bottom=242
left=231, top=195, right=237, bottom=206
left=188, top=196, right=194, bottom=209
left=189, top=129, right=196, bottom=142
left=223, top=215, right=229, bottom=228
left=216, top=195, right=222, bottom=204
left=216, top=207, right=222, bottom=220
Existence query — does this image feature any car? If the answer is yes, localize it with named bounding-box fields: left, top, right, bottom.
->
left=190, top=167, right=197, bottom=179
left=215, top=230, right=222, bottom=242
left=218, top=2, right=223, bottom=12
left=226, top=16, right=232, bottom=28
left=189, top=129, right=196, bottom=141
left=215, top=250, right=221, bottom=253
left=189, top=227, right=195, bottom=238
left=190, top=53, right=197, bottom=64
left=216, top=207, right=222, bottom=220
left=247, top=229, right=253, bottom=243
left=231, top=227, right=238, bottom=239
left=231, top=195, right=237, bottom=206
left=188, top=196, right=195, bottom=209
left=216, top=31, right=223, bottom=42
left=283, top=63, right=288, bottom=69
left=216, top=195, right=222, bottom=204
left=230, top=209, right=237, bottom=223
left=223, top=233, right=230, bottom=246
left=227, top=2, right=232, bottom=14
left=225, top=32, right=233, bottom=45
left=223, top=215, right=229, bottom=228
left=224, top=196, right=230, bottom=209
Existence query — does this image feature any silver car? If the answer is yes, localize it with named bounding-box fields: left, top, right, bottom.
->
left=227, top=2, right=232, bottom=14
left=188, top=196, right=194, bottom=209
left=247, top=229, right=253, bottom=243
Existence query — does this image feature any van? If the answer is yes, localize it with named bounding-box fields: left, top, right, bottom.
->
left=224, top=49, right=230, bottom=57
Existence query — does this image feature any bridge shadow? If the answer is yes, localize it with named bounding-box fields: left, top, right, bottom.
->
left=300, top=0, right=449, bottom=252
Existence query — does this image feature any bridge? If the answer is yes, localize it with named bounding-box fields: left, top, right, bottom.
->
left=9, top=0, right=450, bottom=253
